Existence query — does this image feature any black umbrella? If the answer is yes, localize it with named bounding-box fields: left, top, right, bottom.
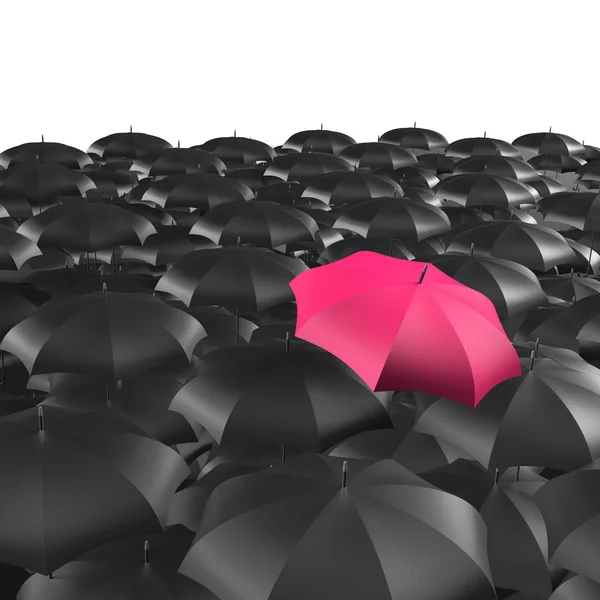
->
left=263, top=151, right=353, bottom=184
left=338, top=142, right=417, bottom=170
left=154, top=246, right=307, bottom=311
left=445, top=136, right=522, bottom=160
left=378, top=125, right=448, bottom=153
left=333, top=197, right=451, bottom=241
left=0, top=225, right=43, bottom=270
left=549, top=573, right=600, bottom=599
left=538, top=272, right=600, bottom=303
left=317, top=236, right=416, bottom=264
left=528, top=153, right=587, bottom=174
left=0, top=290, right=207, bottom=379
left=87, top=129, right=173, bottom=160
left=512, top=131, right=586, bottom=158
left=0, top=140, right=94, bottom=170
left=428, top=252, right=548, bottom=319
left=526, top=174, right=568, bottom=198
left=301, top=171, right=403, bottom=206
left=178, top=454, right=496, bottom=600
left=433, top=173, right=540, bottom=208
left=452, top=155, right=541, bottom=182
left=131, top=145, right=227, bottom=177
left=281, top=126, right=356, bottom=155
left=193, top=134, right=276, bottom=166
left=78, top=168, right=138, bottom=200
left=445, top=221, right=577, bottom=272
left=376, top=165, right=441, bottom=188
left=189, top=200, right=319, bottom=248
left=416, top=151, right=460, bottom=174
left=0, top=406, right=189, bottom=574
left=170, top=336, right=393, bottom=452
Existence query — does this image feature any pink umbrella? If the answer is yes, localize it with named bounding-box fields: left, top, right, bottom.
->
left=290, top=251, right=521, bottom=407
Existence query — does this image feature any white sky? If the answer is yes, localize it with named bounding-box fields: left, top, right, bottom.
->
left=2, top=0, right=599, bottom=153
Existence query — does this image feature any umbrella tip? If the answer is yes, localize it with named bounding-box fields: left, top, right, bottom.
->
left=320, top=123, right=323, bottom=130
left=414, top=121, right=416, bottom=128
left=144, top=540, right=149, bottom=564
left=418, top=264, right=428, bottom=283
left=494, top=468, right=499, bottom=484
left=529, top=350, right=535, bottom=371
left=236, top=236, right=241, bottom=249
left=41, top=134, right=44, bottom=142
left=549, top=126, right=552, bottom=133
left=38, top=405, right=44, bottom=432
left=177, top=140, right=180, bottom=148
left=234, top=129, right=236, bottom=137
left=130, top=125, right=133, bottom=133
left=102, top=282, right=107, bottom=300
left=285, top=332, right=290, bottom=352
left=483, top=130, right=486, bottom=138
left=342, top=460, right=348, bottom=488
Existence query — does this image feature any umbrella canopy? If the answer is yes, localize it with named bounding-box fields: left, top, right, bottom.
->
left=170, top=337, right=393, bottom=451
left=0, top=225, right=43, bottom=270
left=189, top=201, right=319, bottom=248
left=129, top=172, right=254, bottom=213
left=452, top=155, right=541, bottom=182
left=445, top=221, right=577, bottom=272
left=512, top=132, right=586, bottom=158
left=332, top=197, right=451, bottom=241
left=87, top=130, right=173, bottom=160
left=536, top=191, right=600, bottom=231
left=338, top=142, right=417, bottom=170
left=0, top=163, right=96, bottom=206
left=0, top=141, right=94, bottom=169
left=317, top=236, right=416, bottom=264
left=121, top=228, right=217, bottom=266
left=263, top=152, right=354, bottom=184
left=538, top=272, right=600, bottom=302
left=178, top=454, right=496, bottom=600
left=433, top=174, right=540, bottom=209
left=445, top=137, right=522, bottom=160
left=528, top=153, right=587, bottom=173
left=0, top=282, right=51, bottom=340
left=576, top=159, right=600, bottom=184
left=413, top=352, right=600, bottom=472
left=548, top=573, right=600, bottom=599
left=378, top=126, right=448, bottom=153
left=290, top=251, right=521, bottom=407
left=193, top=135, right=276, bottom=166
left=79, top=169, right=138, bottom=199
left=0, top=406, right=189, bottom=574
left=376, top=165, right=441, bottom=188
left=533, top=460, right=600, bottom=584
left=281, top=128, right=356, bottom=155
left=154, top=246, right=308, bottom=310
left=427, top=253, right=548, bottom=319
left=131, top=147, right=227, bottom=177
left=0, top=290, right=207, bottom=378
left=527, top=174, right=568, bottom=198
left=16, top=525, right=219, bottom=600
left=301, top=171, right=403, bottom=206
left=416, top=152, right=459, bottom=174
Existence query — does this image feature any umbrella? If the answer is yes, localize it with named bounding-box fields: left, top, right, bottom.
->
left=0, top=406, right=189, bottom=574
left=452, top=155, right=541, bottom=182
left=79, top=168, right=138, bottom=199
left=16, top=525, right=219, bottom=600
left=332, top=197, right=451, bottom=241
left=281, top=127, right=356, bottom=155
left=526, top=174, right=568, bottom=198
left=131, top=146, right=227, bottom=177
left=169, top=336, right=393, bottom=452
left=178, top=454, right=496, bottom=600
left=263, top=152, right=354, bottom=184
left=189, top=200, right=319, bottom=248
left=433, top=174, right=540, bottom=209
left=87, top=129, right=173, bottom=160
left=378, top=125, right=448, bottom=153
left=512, top=131, right=586, bottom=158
left=427, top=252, right=548, bottom=319
left=193, top=134, right=276, bottom=166
left=413, top=351, right=600, bottom=472
left=376, top=165, right=441, bottom=188
left=0, top=225, right=43, bottom=270
left=533, top=460, right=600, bottom=584
left=538, top=272, right=600, bottom=302
left=301, top=171, right=403, bottom=206
left=0, top=140, right=94, bottom=169
left=416, top=152, right=460, bottom=174
left=445, top=221, right=577, bottom=272
left=290, top=251, right=522, bottom=407
left=317, top=236, right=416, bottom=264
left=154, top=246, right=307, bottom=311
left=445, top=136, right=522, bottom=160
left=338, top=142, right=417, bottom=170
left=0, top=290, right=207, bottom=379
left=549, top=573, right=600, bottom=599
left=17, top=202, right=157, bottom=253
left=130, top=172, right=254, bottom=213
left=528, top=153, right=587, bottom=174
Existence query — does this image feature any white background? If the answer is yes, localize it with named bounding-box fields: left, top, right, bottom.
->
left=2, top=0, right=599, bottom=153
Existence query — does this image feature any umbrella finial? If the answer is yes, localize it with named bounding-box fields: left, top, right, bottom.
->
left=470, top=243, right=475, bottom=257
left=285, top=331, right=290, bottom=352
left=342, top=461, right=348, bottom=488
left=515, top=466, right=520, bottom=482
left=378, top=134, right=381, bottom=142
left=494, top=468, right=499, bottom=484
left=234, top=129, right=236, bottom=137
left=130, top=125, right=133, bottom=133
left=484, top=164, right=488, bottom=174
left=177, top=139, right=180, bottom=148
left=281, top=444, right=286, bottom=463
left=549, top=126, right=552, bottom=133
left=418, top=264, right=428, bottom=283
left=320, top=123, right=323, bottom=130
left=38, top=406, right=44, bottom=432
left=236, top=236, right=241, bottom=249
left=572, top=294, right=576, bottom=304
left=570, top=268, right=574, bottom=279
left=534, top=337, right=540, bottom=356
left=102, top=282, right=107, bottom=300
left=41, top=134, right=44, bottom=143
left=144, top=540, right=149, bottom=564
left=483, top=130, right=486, bottom=138
left=529, top=350, right=535, bottom=371
left=414, top=121, right=417, bottom=128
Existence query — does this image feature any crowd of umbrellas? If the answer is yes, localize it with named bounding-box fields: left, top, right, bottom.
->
left=1, top=124, right=600, bottom=599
